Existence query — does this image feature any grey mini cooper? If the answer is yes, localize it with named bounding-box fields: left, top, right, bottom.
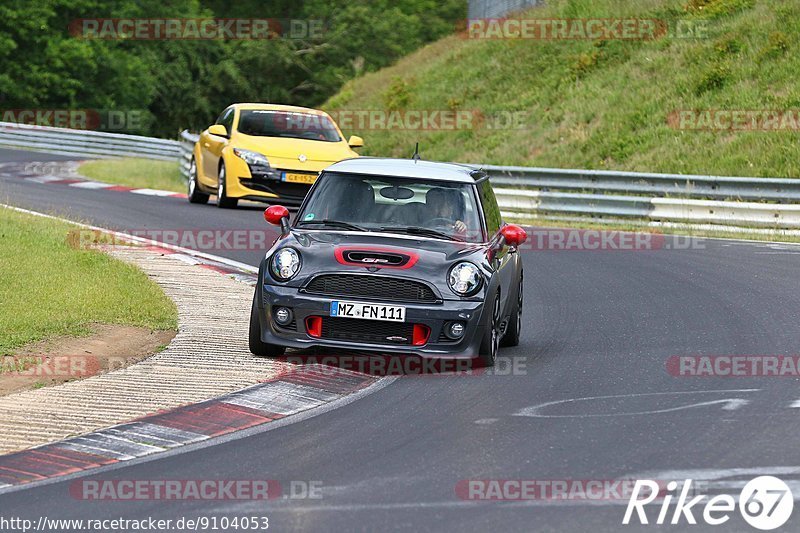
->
left=250, top=157, right=527, bottom=367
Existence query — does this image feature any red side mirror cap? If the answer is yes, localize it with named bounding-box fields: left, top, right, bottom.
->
left=500, top=224, right=527, bottom=247
left=264, top=205, right=289, bottom=226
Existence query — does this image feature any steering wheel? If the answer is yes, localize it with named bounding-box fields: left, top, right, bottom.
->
left=424, top=217, right=454, bottom=227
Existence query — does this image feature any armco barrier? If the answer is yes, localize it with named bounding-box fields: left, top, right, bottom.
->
left=5, top=123, right=800, bottom=229
left=0, top=122, right=181, bottom=161
left=160, top=131, right=800, bottom=230
left=179, top=130, right=199, bottom=180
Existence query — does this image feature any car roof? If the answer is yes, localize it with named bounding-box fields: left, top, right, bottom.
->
left=324, top=158, right=484, bottom=184
left=232, top=103, right=329, bottom=115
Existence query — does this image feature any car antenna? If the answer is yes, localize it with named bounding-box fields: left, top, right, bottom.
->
left=412, top=142, right=421, bottom=163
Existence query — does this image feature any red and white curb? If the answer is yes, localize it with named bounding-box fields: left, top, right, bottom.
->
left=0, top=161, right=187, bottom=199
left=0, top=205, right=387, bottom=491
left=0, top=365, right=378, bottom=490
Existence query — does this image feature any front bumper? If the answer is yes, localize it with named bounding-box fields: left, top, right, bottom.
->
left=224, top=156, right=321, bottom=203
left=257, top=283, right=489, bottom=358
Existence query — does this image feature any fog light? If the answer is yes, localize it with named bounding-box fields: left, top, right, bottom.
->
left=446, top=321, right=465, bottom=340
left=273, top=306, right=292, bottom=326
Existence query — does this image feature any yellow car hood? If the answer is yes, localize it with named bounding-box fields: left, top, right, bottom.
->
left=232, top=134, right=357, bottom=166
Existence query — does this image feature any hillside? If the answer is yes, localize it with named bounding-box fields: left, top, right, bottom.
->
left=324, top=0, right=800, bottom=178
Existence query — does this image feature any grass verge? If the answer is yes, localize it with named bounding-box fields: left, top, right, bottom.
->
left=325, top=0, right=800, bottom=178
left=78, top=158, right=185, bottom=193
left=0, top=206, right=178, bottom=355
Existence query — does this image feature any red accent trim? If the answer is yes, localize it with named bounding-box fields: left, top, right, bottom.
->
left=412, top=324, right=431, bottom=346
left=265, top=205, right=289, bottom=225
left=334, top=246, right=419, bottom=269
left=305, top=316, right=322, bottom=338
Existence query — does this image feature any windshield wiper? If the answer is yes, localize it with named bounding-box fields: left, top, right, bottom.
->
left=298, top=220, right=367, bottom=231
left=379, top=226, right=463, bottom=242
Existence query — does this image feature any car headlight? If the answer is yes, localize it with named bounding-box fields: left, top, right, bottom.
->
left=233, top=148, right=270, bottom=167
left=270, top=248, right=301, bottom=281
left=448, top=262, right=482, bottom=296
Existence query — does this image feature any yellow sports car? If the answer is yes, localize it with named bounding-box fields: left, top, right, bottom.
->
left=189, top=103, right=363, bottom=207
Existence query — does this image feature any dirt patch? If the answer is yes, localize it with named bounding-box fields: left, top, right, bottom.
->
left=0, top=324, right=175, bottom=396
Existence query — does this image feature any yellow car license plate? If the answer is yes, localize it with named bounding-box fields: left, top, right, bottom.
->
left=283, top=172, right=317, bottom=184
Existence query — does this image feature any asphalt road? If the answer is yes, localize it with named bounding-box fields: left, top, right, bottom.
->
left=2, top=148, right=800, bottom=532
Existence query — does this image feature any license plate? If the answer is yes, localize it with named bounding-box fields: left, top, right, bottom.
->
left=330, top=301, right=406, bottom=322
left=283, top=172, right=317, bottom=184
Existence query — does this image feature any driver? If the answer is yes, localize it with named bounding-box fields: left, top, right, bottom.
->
left=425, top=187, right=467, bottom=234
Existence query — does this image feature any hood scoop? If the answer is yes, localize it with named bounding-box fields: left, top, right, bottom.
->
left=335, top=247, right=418, bottom=269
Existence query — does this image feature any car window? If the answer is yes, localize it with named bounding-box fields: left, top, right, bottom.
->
left=216, top=107, right=234, bottom=132
left=478, top=180, right=502, bottom=236
left=237, top=110, right=342, bottom=142
left=297, top=173, right=484, bottom=242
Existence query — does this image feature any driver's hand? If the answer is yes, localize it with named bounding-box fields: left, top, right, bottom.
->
left=454, top=220, right=467, bottom=233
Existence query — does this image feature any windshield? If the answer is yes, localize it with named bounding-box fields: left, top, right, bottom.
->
left=296, top=173, right=484, bottom=242
left=236, top=110, right=342, bottom=142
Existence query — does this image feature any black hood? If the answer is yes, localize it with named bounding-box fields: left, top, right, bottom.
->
left=263, top=229, right=491, bottom=300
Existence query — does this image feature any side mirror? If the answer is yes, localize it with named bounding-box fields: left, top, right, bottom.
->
left=208, top=124, right=228, bottom=138
left=264, top=205, right=290, bottom=234
left=500, top=224, right=527, bottom=248
left=348, top=135, right=364, bottom=148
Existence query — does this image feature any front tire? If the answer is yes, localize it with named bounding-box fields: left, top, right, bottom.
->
left=187, top=157, right=209, bottom=204
left=216, top=162, right=238, bottom=209
left=477, top=294, right=501, bottom=367
left=500, top=271, right=523, bottom=347
left=249, top=296, right=285, bottom=358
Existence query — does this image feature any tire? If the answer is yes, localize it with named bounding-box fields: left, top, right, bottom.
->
left=187, top=157, right=210, bottom=204
left=249, top=295, right=285, bottom=358
left=500, top=271, right=523, bottom=348
left=477, top=294, right=501, bottom=367
left=216, top=161, right=238, bottom=208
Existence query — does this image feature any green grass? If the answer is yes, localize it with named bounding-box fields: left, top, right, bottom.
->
left=0, top=207, right=178, bottom=355
left=78, top=158, right=185, bottom=193
left=324, top=0, right=800, bottom=178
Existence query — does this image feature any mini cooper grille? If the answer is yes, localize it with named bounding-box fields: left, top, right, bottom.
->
left=305, top=275, right=438, bottom=302
left=321, top=317, right=414, bottom=345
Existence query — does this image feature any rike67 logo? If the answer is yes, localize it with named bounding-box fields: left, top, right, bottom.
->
left=624, top=476, right=793, bottom=530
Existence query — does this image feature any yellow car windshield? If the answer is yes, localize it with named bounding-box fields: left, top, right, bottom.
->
left=237, top=110, right=341, bottom=142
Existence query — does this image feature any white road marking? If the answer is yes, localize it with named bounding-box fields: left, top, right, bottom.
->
left=621, top=467, right=800, bottom=500
left=514, top=390, right=759, bottom=418
left=789, top=399, right=800, bottom=408
left=130, top=188, right=179, bottom=197
left=25, top=175, right=66, bottom=184
left=69, top=181, right=113, bottom=189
